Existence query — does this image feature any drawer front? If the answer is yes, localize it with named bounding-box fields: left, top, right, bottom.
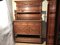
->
left=15, top=37, right=42, bottom=43
left=16, top=6, right=41, bottom=12
left=16, top=1, right=41, bottom=7
left=15, top=14, right=41, bottom=20
left=13, top=21, right=41, bottom=35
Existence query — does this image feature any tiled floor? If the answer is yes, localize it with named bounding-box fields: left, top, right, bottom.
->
left=15, top=42, right=46, bottom=45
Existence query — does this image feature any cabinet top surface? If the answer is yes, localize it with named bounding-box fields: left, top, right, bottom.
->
left=15, top=0, right=41, bottom=1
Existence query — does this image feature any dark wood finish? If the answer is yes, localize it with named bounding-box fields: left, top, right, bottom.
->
left=47, top=0, right=57, bottom=45
left=15, top=14, right=41, bottom=20
left=55, top=0, right=60, bottom=45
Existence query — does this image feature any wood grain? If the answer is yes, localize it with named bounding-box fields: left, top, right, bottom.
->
left=15, top=14, right=41, bottom=20
left=47, top=0, right=56, bottom=45
left=15, top=37, right=42, bottom=43
left=13, top=21, right=41, bottom=35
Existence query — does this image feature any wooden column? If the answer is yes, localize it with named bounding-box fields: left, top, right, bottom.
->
left=47, top=0, right=57, bottom=45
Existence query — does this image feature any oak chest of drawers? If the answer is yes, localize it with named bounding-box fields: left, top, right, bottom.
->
left=13, top=0, right=42, bottom=43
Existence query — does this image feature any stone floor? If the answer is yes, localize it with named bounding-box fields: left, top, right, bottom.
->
left=15, top=42, right=46, bottom=45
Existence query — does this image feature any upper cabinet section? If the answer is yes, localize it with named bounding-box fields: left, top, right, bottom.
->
left=15, top=0, right=42, bottom=13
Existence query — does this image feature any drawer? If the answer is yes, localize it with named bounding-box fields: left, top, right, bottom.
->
left=16, top=6, right=41, bottom=13
left=15, top=14, right=41, bottom=20
left=13, top=21, right=41, bottom=35
left=15, top=37, right=42, bottom=43
left=16, top=1, right=41, bottom=7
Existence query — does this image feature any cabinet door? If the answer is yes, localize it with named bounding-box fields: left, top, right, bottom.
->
left=16, top=6, right=41, bottom=13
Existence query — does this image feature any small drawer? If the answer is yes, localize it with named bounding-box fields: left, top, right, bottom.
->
left=13, top=21, right=41, bottom=35
left=16, top=6, right=41, bottom=13
left=16, top=1, right=41, bottom=7
left=15, top=14, right=41, bottom=20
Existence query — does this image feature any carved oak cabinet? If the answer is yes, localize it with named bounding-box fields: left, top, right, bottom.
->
left=13, top=0, right=42, bottom=43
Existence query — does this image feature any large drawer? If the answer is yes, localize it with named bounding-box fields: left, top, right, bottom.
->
left=16, top=1, right=41, bottom=7
left=16, top=6, right=41, bottom=13
left=15, top=14, right=41, bottom=20
left=13, top=21, right=41, bottom=35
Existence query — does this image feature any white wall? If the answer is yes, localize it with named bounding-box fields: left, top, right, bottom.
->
left=0, top=0, right=12, bottom=29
